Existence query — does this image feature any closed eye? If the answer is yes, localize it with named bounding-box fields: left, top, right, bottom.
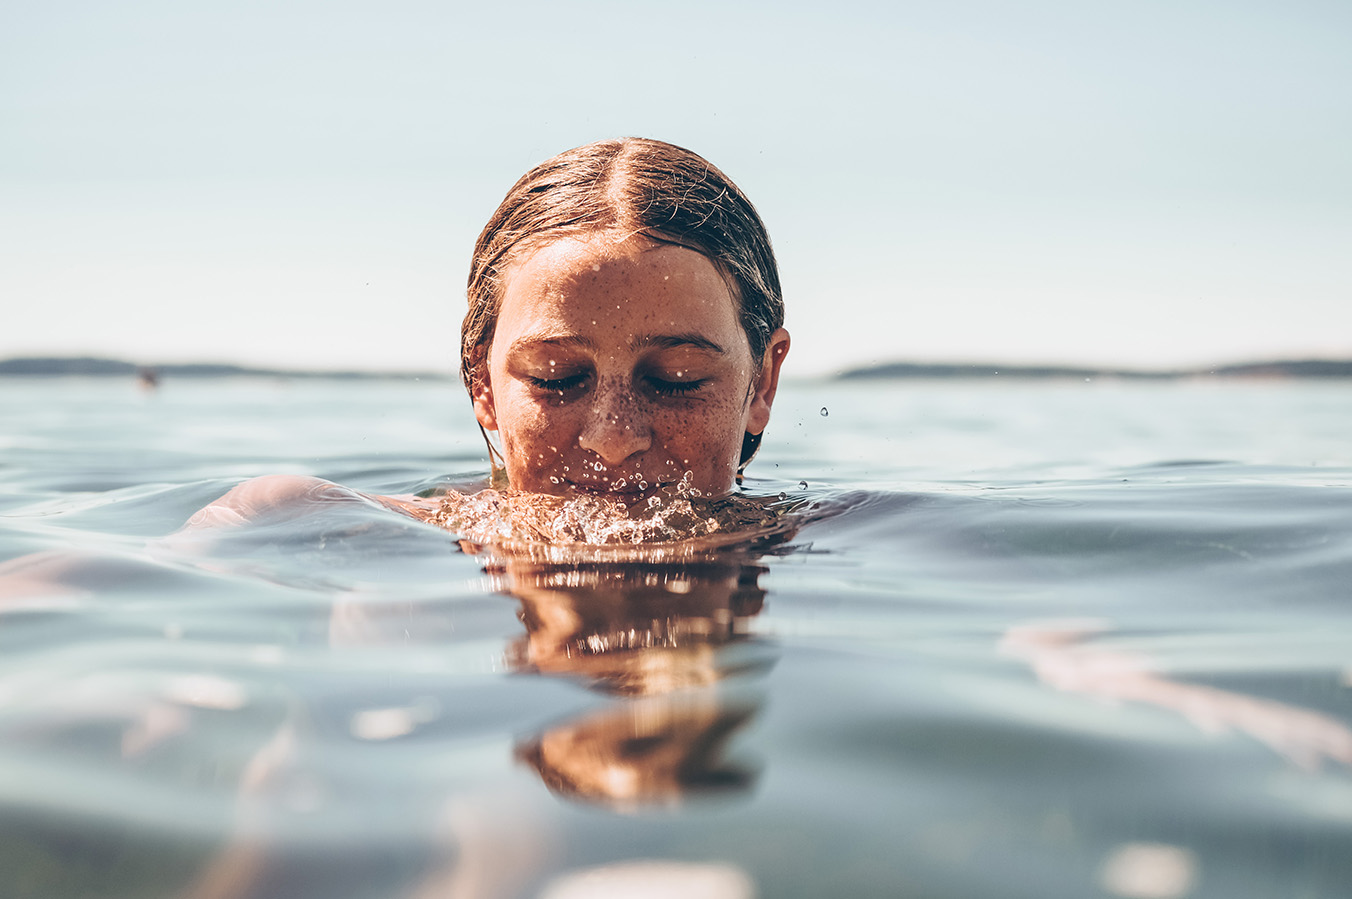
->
left=527, top=372, right=589, bottom=392
left=647, top=376, right=708, bottom=397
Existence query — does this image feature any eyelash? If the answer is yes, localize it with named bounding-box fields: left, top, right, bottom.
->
left=647, top=377, right=707, bottom=397
left=525, top=373, right=707, bottom=397
left=528, top=373, right=588, bottom=392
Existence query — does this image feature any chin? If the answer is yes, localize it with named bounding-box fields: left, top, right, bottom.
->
left=506, top=459, right=736, bottom=500
left=565, top=480, right=665, bottom=502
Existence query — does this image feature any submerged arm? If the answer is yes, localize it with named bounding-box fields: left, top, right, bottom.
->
left=1001, top=621, right=1352, bottom=770
left=0, top=476, right=436, bottom=603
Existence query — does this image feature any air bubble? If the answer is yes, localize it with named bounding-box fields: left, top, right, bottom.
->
left=798, top=480, right=808, bottom=490
left=819, top=407, right=829, bottom=417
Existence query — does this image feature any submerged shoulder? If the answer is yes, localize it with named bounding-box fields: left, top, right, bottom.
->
left=184, top=475, right=430, bottom=529
left=185, top=473, right=446, bottom=529
left=185, top=475, right=330, bottom=528
left=148, top=476, right=443, bottom=560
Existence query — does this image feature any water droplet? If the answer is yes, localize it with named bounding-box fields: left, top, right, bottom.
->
left=798, top=480, right=808, bottom=490
left=778, top=492, right=787, bottom=500
left=819, top=407, right=829, bottom=417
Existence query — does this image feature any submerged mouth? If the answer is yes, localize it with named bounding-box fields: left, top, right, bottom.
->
left=567, top=480, right=663, bottom=499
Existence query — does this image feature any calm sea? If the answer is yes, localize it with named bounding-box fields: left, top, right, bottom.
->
left=1, top=376, right=1350, bottom=898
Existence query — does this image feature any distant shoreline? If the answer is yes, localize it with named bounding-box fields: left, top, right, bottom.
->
left=0, top=357, right=454, bottom=381
left=835, top=359, right=1352, bottom=381
left=2, top=355, right=1350, bottom=382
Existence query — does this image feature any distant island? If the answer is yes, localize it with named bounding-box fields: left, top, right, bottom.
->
left=836, top=359, right=1352, bottom=380
left=0, top=356, right=454, bottom=381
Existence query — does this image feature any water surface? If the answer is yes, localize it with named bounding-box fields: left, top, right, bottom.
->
left=2, top=377, right=1350, bottom=898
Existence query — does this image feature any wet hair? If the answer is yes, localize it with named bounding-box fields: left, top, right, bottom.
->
left=462, top=138, right=784, bottom=468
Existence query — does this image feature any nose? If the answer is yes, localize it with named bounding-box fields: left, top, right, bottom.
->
left=578, top=381, right=651, bottom=466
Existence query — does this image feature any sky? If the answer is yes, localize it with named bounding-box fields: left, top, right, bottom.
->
left=3, top=0, right=1349, bottom=376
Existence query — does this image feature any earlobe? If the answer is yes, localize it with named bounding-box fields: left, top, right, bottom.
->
left=745, top=328, right=791, bottom=436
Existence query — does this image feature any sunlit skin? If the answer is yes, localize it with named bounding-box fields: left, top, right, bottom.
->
left=473, top=235, right=790, bottom=500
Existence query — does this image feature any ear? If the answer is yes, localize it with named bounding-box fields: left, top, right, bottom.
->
left=745, top=328, right=791, bottom=436
left=471, top=369, right=499, bottom=431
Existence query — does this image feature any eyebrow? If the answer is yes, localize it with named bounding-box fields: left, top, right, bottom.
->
left=631, top=333, right=728, bottom=354
left=507, top=333, right=728, bottom=356
left=505, top=335, right=597, bottom=356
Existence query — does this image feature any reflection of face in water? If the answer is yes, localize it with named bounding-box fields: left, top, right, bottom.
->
left=487, top=553, right=773, bottom=809
left=516, top=693, right=758, bottom=811
left=498, top=557, right=768, bottom=693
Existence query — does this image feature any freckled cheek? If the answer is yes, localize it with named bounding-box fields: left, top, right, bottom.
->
left=650, top=402, right=744, bottom=481
left=499, top=398, right=582, bottom=468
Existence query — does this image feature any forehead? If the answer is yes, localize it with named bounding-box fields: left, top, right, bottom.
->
left=495, top=236, right=742, bottom=339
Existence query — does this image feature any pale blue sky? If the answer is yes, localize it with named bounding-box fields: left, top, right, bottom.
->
left=3, top=0, right=1349, bottom=375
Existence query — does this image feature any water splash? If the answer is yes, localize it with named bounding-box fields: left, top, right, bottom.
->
left=413, top=479, right=802, bottom=558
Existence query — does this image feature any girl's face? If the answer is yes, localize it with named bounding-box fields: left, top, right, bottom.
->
left=474, top=236, right=789, bottom=500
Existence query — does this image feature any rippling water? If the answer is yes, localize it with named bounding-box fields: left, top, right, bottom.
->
left=2, top=376, right=1350, bottom=898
